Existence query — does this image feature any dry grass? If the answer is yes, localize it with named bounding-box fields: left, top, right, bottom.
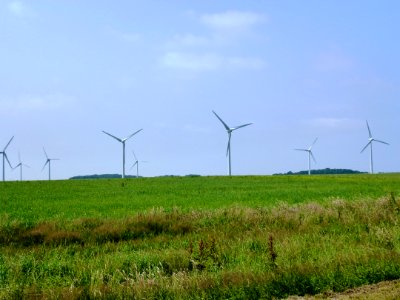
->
left=287, top=279, right=400, bottom=299
left=0, top=210, right=194, bottom=247
left=1, top=194, right=400, bottom=298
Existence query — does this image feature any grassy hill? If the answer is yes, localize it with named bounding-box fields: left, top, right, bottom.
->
left=1, top=174, right=400, bottom=298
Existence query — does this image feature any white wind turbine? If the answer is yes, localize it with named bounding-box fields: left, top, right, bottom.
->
left=212, top=110, right=253, bottom=176
left=295, top=138, right=318, bottom=175
left=130, top=150, right=147, bottom=178
left=13, top=152, right=30, bottom=181
left=102, top=129, right=143, bottom=179
left=360, top=120, right=389, bottom=174
left=42, top=148, right=59, bottom=181
left=1, top=136, right=14, bottom=181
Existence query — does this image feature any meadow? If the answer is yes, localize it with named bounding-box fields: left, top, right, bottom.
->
left=0, top=174, right=400, bottom=299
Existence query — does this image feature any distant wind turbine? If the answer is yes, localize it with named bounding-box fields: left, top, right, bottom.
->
left=1, top=136, right=14, bottom=181
left=360, top=120, right=389, bottom=174
left=102, top=129, right=143, bottom=179
left=42, top=148, right=59, bottom=181
left=13, top=152, right=30, bottom=181
left=295, top=138, right=318, bottom=175
left=212, top=110, right=253, bottom=176
left=130, top=150, right=147, bottom=178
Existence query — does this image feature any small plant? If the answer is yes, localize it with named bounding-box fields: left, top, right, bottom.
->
left=188, top=240, right=193, bottom=256
left=0, top=255, right=8, bottom=285
left=189, top=238, right=221, bottom=271
left=389, top=192, right=400, bottom=213
left=268, top=234, right=277, bottom=267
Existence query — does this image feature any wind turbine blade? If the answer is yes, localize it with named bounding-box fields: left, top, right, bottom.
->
left=130, top=161, right=138, bottom=169
left=124, top=129, right=143, bottom=142
left=374, top=139, right=389, bottom=145
left=212, top=111, right=230, bottom=131
left=312, top=137, right=318, bottom=146
left=360, top=141, right=371, bottom=153
left=294, top=148, right=308, bottom=152
left=308, top=138, right=318, bottom=151
left=226, top=133, right=231, bottom=156
left=42, top=160, right=49, bottom=171
left=132, top=150, right=138, bottom=161
left=310, top=151, right=317, bottom=163
left=4, top=154, right=12, bottom=168
left=13, top=163, right=21, bottom=170
left=102, top=131, right=122, bottom=142
left=232, top=123, right=253, bottom=131
left=3, top=136, right=14, bottom=151
left=43, top=147, right=49, bottom=159
left=366, top=120, right=372, bottom=138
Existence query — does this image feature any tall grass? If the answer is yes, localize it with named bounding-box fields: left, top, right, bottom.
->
left=1, top=179, right=400, bottom=298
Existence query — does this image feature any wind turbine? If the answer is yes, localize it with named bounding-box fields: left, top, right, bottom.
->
left=1, top=136, right=14, bottom=181
left=360, top=120, right=389, bottom=174
left=42, top=148, right=59, bottom=181
left=212, top=110, right=253, bottom=176
left=102, top=129, right=143, bottom=179
left=13, top=152, right=30, bottom=181
left=295, top=138, right=318, bottom=175
left=130, top=150, right=147, bottom=178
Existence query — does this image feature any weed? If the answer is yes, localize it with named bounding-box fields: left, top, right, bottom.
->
left=268, top=234, right=278, bottom=267
left=0, top=255, right=8, bottom=286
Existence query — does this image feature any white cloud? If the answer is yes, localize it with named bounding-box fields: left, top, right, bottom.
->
left=0, top=94, right=75, bottom=113
left=8, top=1, right=35, bottom=17
left=161, top=10, right=267, bottom=72
left=166, top=10, right=267, bottom=49
left=161, top=52, right=266, bottom=71
left=201, top=11, right=266, bottom=32
left=162, top=52, right=222, bottom=71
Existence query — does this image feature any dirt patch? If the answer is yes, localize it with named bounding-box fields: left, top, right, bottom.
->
left=287, top=279, right=400, bottom=299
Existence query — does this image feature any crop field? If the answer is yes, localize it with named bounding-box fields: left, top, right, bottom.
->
left=1, top=174, right=400, bottom=299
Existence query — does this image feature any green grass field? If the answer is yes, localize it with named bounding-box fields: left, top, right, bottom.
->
left=1, top=174, right=399, bottom=221
left=1, top=174, right=400, bottom=299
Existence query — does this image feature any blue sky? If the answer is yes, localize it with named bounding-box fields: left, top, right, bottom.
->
left=1, top=1, right=399, bottom=180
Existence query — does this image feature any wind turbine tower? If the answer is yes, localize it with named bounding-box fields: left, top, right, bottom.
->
left=295, top=138, right=318, bottom=175
left=1, top=136, right=14, bottom=181
left=42, top=148, right=59, bottom=181
left=360, top=121, right=389, bottom=174
left=130, top=150, right=147, bottom=178
left=102, top=129, right=143, bottom=179
left=212, top=111, right=253, bottom=176
left=13, top=152, right=30, bottom=181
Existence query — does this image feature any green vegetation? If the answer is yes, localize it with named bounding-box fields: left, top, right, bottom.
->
left=1, top=174, right=400, bottom=299
left=70, top=174, right=126, bottom=179
left=274, top=168, right=366, bottom=175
